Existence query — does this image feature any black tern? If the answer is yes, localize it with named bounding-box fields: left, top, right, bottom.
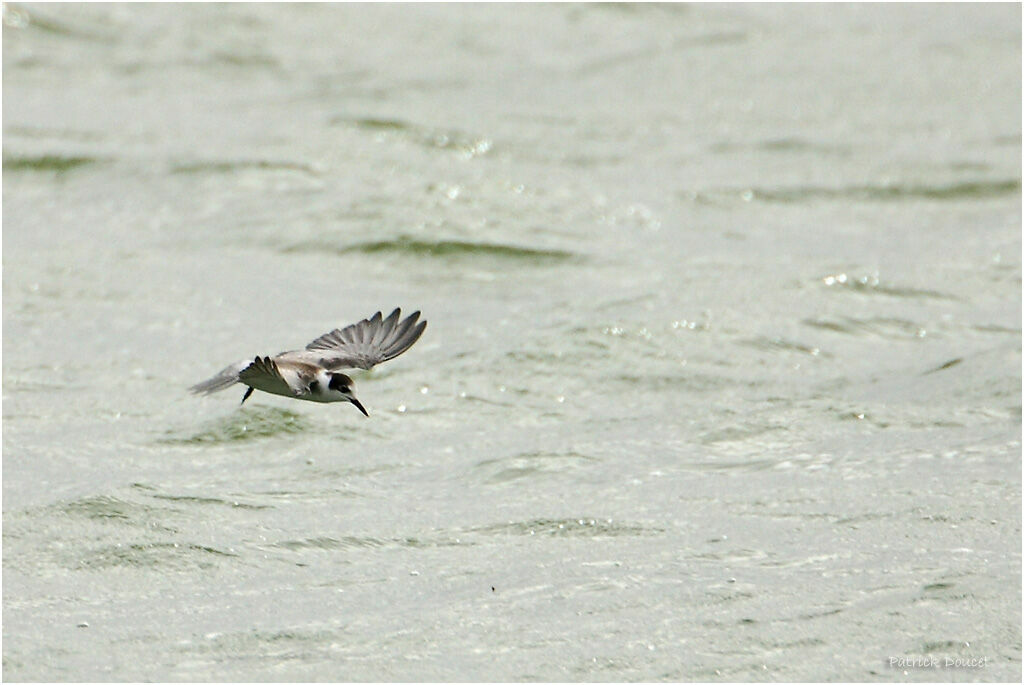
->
left=189, top=308, right=426, bottom=416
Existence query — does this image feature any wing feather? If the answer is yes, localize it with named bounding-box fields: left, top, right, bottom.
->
left=378, top=311, right=419, bottom=356
left=368, top=309, right=396, bottom=347
left=360, top=311, right=381, bottom=345
left=382, top=319, right=427, bottom=358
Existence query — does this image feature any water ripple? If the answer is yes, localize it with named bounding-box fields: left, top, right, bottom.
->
left=745, top=179, right=1019, bottom=203
left=471, top=451, right=599, bottom=484
left=269, top=534, right=469, bottom=552
left=54, top=495, right=149, bottom=523
left=468, top=518, right=663, bottom=538
left=820, top=272, right=957, bottom=300
left=76, top=542, right=237, bottom=570
left=802, top=316, right=928, bottom=339
left=737, top=336, right=827, bottom=358
left=332, top=115, right=494, bottom=158
left=687, top=178, right=1020, bottom=205
left=159, top=406, right=312, bottom=445
left=3, top=153, right=105, bottom=173
left=170, top=159, right=320, bottom=175
left=282, top=236, right=579, bottom=264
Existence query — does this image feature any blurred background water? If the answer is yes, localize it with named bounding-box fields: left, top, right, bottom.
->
left=2, top=3, right=1020, bottom=681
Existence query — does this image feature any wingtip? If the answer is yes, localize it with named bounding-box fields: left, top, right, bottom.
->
left=402, top=309, right=422, bottom=327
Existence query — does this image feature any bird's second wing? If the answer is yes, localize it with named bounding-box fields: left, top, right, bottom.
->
left=237, top=356, right=296, bottom=395
left=299, top=308, right=427, bottom=370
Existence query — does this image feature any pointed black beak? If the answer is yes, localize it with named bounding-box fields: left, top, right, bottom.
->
left=350, top=397, right=369, bottom=417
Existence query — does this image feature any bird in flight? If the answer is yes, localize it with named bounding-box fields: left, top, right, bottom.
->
left=189, top=308, right=426, bottom=416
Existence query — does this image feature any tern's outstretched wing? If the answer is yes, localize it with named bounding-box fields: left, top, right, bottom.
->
left=286, top=308, right=427, bottom=371
left=237, top=356, right=301, bottom=396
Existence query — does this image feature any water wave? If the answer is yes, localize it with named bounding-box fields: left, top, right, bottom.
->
left=160, top=406, right=311, bottom=444
left=283, top=236, right=578, bottom=263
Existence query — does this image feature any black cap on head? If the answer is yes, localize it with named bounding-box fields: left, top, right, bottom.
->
left=328, top=373, right=353, bottom=393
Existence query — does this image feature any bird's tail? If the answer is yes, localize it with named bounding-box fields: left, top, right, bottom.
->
left=189, top=360, right=249, bottom=395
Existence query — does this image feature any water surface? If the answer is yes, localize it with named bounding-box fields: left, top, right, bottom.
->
left=3, top=3, right=1021, bottom=681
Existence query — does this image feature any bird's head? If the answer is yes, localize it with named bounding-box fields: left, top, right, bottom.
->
left=329, top=372, right=368, bottom=416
